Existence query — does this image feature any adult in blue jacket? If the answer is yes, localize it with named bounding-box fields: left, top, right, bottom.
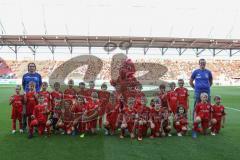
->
left=22, top=62, right=42, bottom=130
left=22, top=63, right=42, bottom=93
left=190, top=58, right=213, bottom=106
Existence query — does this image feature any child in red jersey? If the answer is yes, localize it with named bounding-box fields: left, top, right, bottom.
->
left=167, top=82, right=178, bottom=114
left=104, top=93, right=119, bottom=135
left=85, top=92, right=100, bottom=134
left=46, top=97, right=63, bottom=134
left=47, top=82, right=63, bottom=132
left=136, top=96, right=150, bottom=141
left=50, top=82, right=63, bottom=107
left=192, top=93, right=212, bottom=138
left=120, top=97, right=137, bottom=139
left=175, top=79, right=189, bottom=112
left=85, top=81, right=96, bottom=101
left=71, top=96, right=87, bottom=137
left=157, top=84, right=168, bottom=109
left=149, top=97, right=163, bottom=138
left=64, top=79, right=76, bottom=100
left=98, top=83, right=110, bottom=130
left=135, top=84, right=145, bottom=105
left=28, top=95, right=50, bottom=138
left=210, top=95, right=226, bottom=136
left=24, top=81, right=38, bottom=127
left=9, top=85, right=24, bottom=134
left=59, top=99, right=74, bottom=135
left=77, top=82, right=87, bottom=99
left=38, top=82, right=51, bottom=110
left=173, top=105, right=188, bottom=136
left=161, top=106, right=172, bottom=137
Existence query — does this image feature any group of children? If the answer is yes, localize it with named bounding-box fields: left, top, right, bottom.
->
left=9, top=79, right=226, bottom=140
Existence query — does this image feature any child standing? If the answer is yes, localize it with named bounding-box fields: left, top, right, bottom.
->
left=210, top=96, right=226, bottom=135
left=9, top=85, right=24, bottom=134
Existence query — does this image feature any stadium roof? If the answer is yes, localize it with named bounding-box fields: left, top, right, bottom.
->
left=1, top=0, right=240, bottom=39
left=1, top=35, right=240, bottom=50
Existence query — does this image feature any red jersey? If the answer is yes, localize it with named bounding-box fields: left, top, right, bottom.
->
left=51, top=90, right=63, bottom=111
left=72, top=103, right=87, bottom=121
left=98, top=90, right=110, bottom=104
left=51, top=90, right=63, bottom=103
left=38, top=91, right=51, bottom=109
left=157, top=92, right=168, bottom=109
left=11, top=94, right=24, bottom=119
left=52, top=102, right=62, bottom=119
left=167, top=90, right=178, bottom=113
left=174, top=114, right=188, bottom=125
left=11, top=94, right=24, bottom=112
left=63, top=106, right=73, bottom=122
left=195, top=102, right=212, bottom=120
left=150, top=108, right=163, bottom=122
left=123, top=107, right=136, bottom=122
left=33, top=104, right=48, bottom=122
left=175, top=87, right=189, bottom=109
left=212, top=105, right=225, bottom=120
left=77, top=89, right=87, bottom=98
left=137, top=106, right=150, bottom=121
left=105, top=102, right=118, bottom=122
left=25, top=91, right=37, bottom=115
left=87, top=100, right=100, bottom=109
left=85, top=89, right=97, bottom=101
left=64, top=88, right=76, bottom=100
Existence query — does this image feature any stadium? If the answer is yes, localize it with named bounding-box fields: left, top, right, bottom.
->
left=0, top=0, right=240, bottom=160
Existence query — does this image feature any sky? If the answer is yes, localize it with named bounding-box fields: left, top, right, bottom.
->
left=0, top=0, right=240, bottom=60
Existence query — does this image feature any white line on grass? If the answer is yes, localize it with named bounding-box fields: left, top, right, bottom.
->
left=225, top=107, right=240, bottom=112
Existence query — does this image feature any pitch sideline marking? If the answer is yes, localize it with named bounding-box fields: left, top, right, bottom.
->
left=225, top=107, right=240, bottom=112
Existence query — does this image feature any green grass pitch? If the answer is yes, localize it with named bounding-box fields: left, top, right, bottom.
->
left=0, top=85, right=240, bottom=160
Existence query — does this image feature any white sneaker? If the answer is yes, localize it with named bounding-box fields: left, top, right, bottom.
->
left=168, top=133, right=172, bottom=137
left=12, top=130, right=16, bottom=134
left=177, top=133, right=182, bottom=137
left=105, top=130, right=109, bottom=135
left=19, top=129, right=24, bottom=133
left=211, top=132, right=216, bottom=136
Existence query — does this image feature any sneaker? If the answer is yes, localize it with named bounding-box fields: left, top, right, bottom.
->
left=177, top=133, right=182, bottom=137
left=119, top=135, right=124, bottom=139
left=130, top=133, right=135, bottom=139
left=211, top=132, right=216, bottom=136
left=19, top=129, right=24, bottom=134
left=105, top=130, right=109, bottom=135
left=80, top=133, right=85, bottom=138
left=168, top=133, right=172, bottom=137
left=138, top=137, right=143, bottom=141
left=12, top=130, right=16, bottom=134
left=192, top=130, right=197, bottom=139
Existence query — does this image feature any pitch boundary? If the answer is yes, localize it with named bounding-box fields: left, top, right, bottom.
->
left=225, top=107, right=240, bottom=112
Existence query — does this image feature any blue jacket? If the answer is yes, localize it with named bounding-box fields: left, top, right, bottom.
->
left=22, top=72, right=42, bottom=92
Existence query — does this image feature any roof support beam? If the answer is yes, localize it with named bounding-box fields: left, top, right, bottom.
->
left=230, top=49, right=240, bottom=57
left=194, top=48, right=205, bottom=57
left=176, top=48, right=187, bottom=56
left=160, top=48, right=168, bottom=55
left=8, top=45, right=18, bottom=61
left=143, top=47, right=149, bottom=55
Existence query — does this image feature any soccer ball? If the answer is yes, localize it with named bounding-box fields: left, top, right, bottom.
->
left=211, top=118, right=217, bottom=125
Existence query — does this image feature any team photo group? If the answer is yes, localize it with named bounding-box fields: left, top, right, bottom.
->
left=9, top=58, right=226, bottom=140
